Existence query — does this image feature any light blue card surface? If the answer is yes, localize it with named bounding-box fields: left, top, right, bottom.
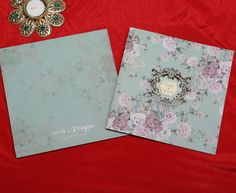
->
left=106, top=28, right=234, bottom=154
left=0, top=29, right=123, bottom=158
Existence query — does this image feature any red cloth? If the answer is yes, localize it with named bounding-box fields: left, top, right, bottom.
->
left=0, top=0, right=236, bottom=192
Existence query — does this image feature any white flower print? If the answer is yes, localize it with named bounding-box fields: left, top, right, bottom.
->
left=106, top=117, right=115, bottom=128
left=118, top=93, right=132, bottom=107
left=156, top=128, right=171, bottom=140
left=128, top=113, right=146, bottom=129
left=185, top=91, right=197, bottom=100
left=197, top=78, right=208, bottom=90
left=187, top=57, right=199, bottom=67
left=163, top=38, right=177, bottom=52
left=176, top=122, right=192, bottom=139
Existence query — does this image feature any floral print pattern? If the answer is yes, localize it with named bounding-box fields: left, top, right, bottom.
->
left=176, top=122, right=192, bottom=139
left=112, top=114, right=129, bottom=130
left=106, top=28, right=234, bottom=154
left=1, top=30, right=124, bottom=157
left=144, top=113, right=163, bottom=132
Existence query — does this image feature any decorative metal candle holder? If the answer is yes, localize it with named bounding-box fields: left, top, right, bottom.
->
left=9, top=0, right=66, bottom=37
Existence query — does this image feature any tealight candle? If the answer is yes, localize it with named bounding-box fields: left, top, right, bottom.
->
left=25, top=0, right=46, bottom=18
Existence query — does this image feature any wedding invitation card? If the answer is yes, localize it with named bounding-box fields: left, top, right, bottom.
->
left=0, top=29, right=123, bottom=158
left=107, top=28, right=234, bottom=154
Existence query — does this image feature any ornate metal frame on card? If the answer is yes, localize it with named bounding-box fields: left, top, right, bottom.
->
left=148, top=68, right=192, bottom=107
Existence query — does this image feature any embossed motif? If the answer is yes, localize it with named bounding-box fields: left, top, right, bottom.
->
left=148, top=68, right=192, bottom=107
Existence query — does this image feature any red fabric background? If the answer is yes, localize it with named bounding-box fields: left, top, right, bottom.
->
left=0, top=0, right=236, bottom=192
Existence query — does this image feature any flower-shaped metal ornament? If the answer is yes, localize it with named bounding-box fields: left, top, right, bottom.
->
left=9, top=0, right=66, bottom=37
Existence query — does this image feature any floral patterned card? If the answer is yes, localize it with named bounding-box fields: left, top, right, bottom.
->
left=106, top=28, right=234, bottom=154
left=0, top=29, right=124, bottom=158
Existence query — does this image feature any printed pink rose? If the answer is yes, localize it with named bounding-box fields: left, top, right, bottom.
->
left=187, top=57, right=199, bottom=67
left=144, top=113, right=163, bottom=132
left=112, top=114, right=129, bottom=130
left=118, top=93, right=132, bottom=107
left=176, top=122, right=192, bottom=139
left=163, top=38, right=177, bottom=52
left=203, top=63, right=218, bottom=78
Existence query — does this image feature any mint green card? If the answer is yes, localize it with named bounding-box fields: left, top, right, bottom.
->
left=0, top=29, right=123, bottom=158
left=106, top=28, right=234, bottom=154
